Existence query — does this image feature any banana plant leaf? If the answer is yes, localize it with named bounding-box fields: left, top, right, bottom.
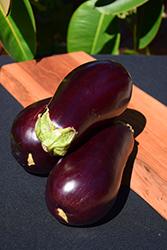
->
left=135, top=0, right=163, bottom=49
left=67, top=0, right=120, bottom=54
left=0, top=0, right=36, bottom=62
left=95, top=0, right=149, bottom=15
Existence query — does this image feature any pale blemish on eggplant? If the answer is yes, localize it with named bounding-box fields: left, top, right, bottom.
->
left=57, top=208, right=68, bottom=223
left=27, top=153, right=35, bottom=166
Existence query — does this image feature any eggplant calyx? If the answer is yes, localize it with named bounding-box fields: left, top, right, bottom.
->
left=35, top=107, right=77, bottom=156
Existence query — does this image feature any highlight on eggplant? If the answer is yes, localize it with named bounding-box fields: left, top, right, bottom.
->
left=35, top=60, right=133, bottom=157
left=45, top=121, right=135, bottom=226
left=11, top=98, right=60, bottom=176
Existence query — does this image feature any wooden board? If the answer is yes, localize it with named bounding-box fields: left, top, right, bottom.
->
left=1, top=51, right=167, bottom=220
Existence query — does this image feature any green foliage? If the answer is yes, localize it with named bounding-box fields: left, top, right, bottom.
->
left=95, top=0, right=149, bottom=15
left=67, top=0, right=165, bottom=55
left=67, top=0, right=120, bottom=54
left=135, top=0, right=164, bottom=49
left=0, top=0, right=36, bottom=61
left=0, top=0, right=166, bottom=61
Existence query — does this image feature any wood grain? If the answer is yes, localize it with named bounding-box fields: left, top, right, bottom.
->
left=0, top=51, right=167, bottom=220
left=128, top=86, right=167, bottom=219
left=0, top=52, right=93, bottom=107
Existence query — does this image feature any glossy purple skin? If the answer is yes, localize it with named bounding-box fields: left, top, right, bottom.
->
left=11, top=98, right=59, bottom=175
left=47, top=60, right=133, bottom=146
left=45, top=122, right=134, bottom=226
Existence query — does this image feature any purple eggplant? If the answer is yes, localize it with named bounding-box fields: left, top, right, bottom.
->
left=11, top=98, right=59, bottom=175
left=35, top=60, right=133, bottom=157
left=45, top=121, right=134, bottom=226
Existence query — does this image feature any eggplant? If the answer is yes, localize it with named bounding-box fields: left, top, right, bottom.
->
left=35, top=60, right=132, bottom=157
left=45, top=121, right=134, bottom=226
left=11, top=98, right=59, bottom=175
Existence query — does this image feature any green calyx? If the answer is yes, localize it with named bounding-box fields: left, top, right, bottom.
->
left=35, top=107, right=77, bottom=156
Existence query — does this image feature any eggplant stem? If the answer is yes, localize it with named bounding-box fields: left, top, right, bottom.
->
left=35, top=107, right=77, bottom=156
left=115, top=120, right=134, bottom=133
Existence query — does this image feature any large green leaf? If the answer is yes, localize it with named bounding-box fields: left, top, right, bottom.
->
left=135, top=0, right=163, bottom=49
left=0, top=0, right=36, bottom=61
left=67, top=0, right=120, bottom=54
left=95, top=0, right=149, bottom=15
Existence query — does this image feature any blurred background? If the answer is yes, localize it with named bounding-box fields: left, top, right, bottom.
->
left=0, top=0, right=167, bottom=61
left=32, top=0, right=167, bottom=56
